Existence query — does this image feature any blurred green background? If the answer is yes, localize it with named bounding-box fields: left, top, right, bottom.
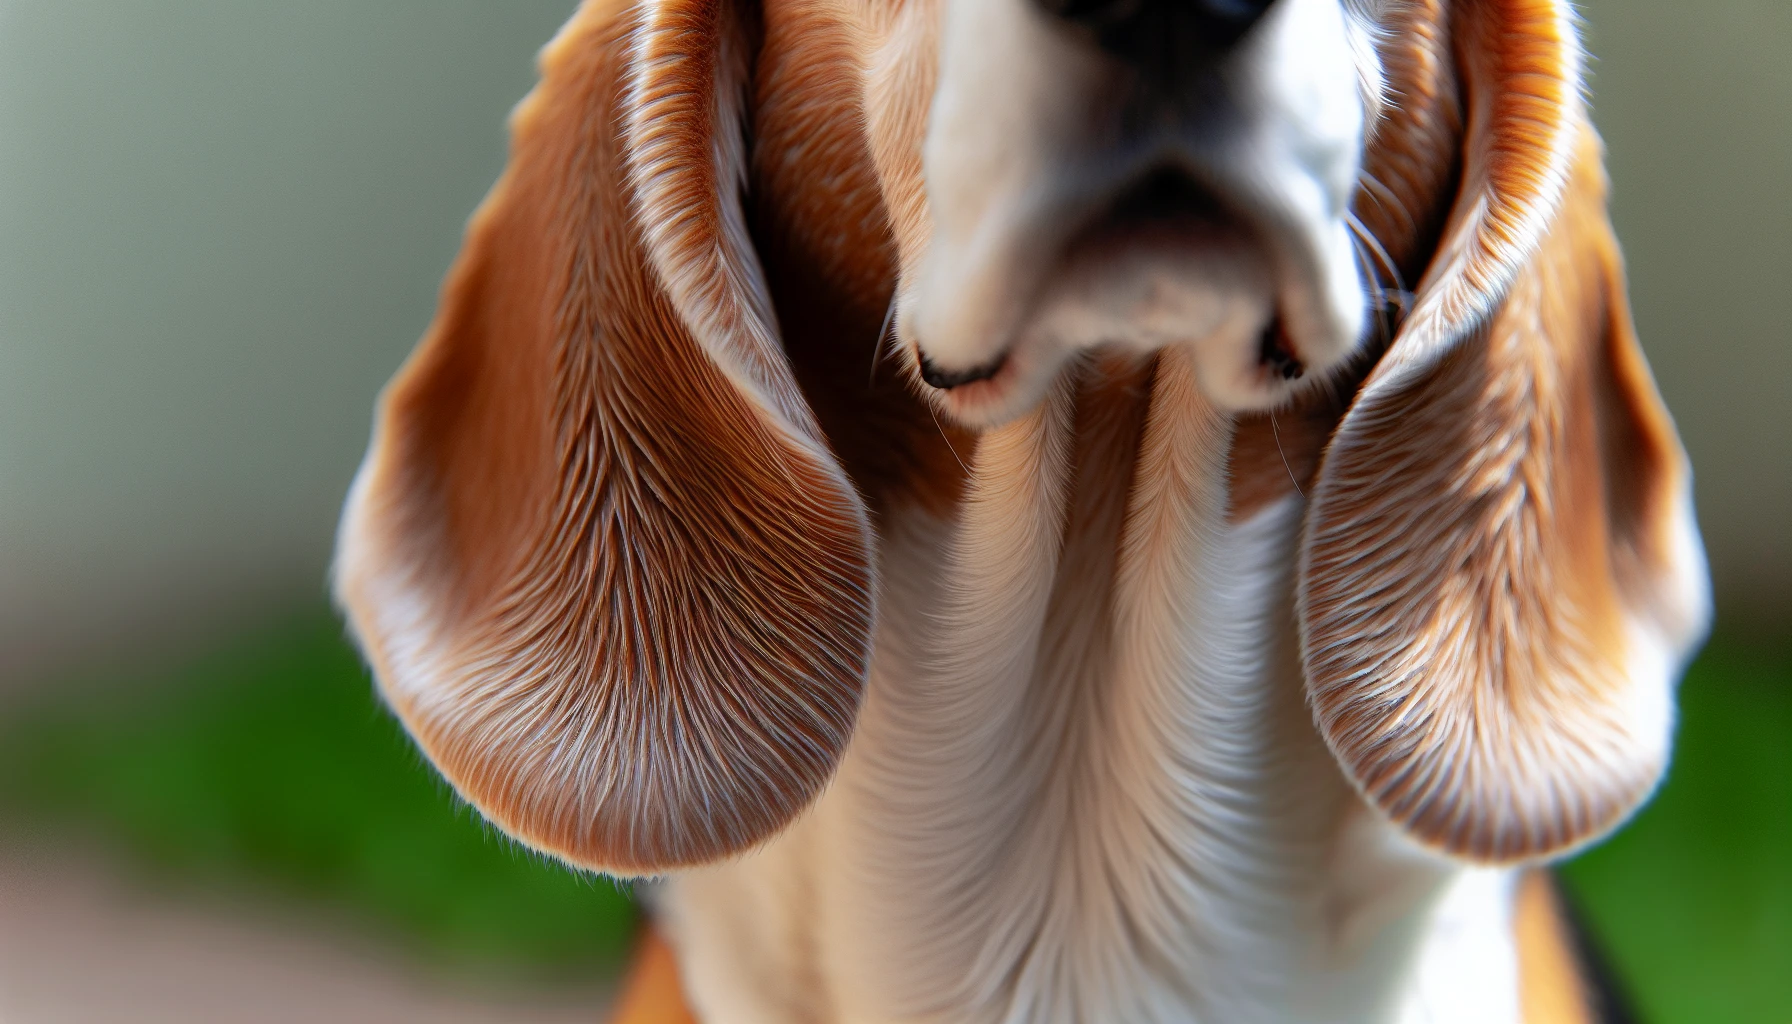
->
left=0, top=0, right=1784, bottom=1021
left=0, top=611, right=638, bottom=980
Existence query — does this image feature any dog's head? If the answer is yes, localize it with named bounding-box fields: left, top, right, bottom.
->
left=335, top=0, right=1709, bottom=874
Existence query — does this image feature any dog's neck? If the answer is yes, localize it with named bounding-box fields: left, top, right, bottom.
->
left=660, top=352, right=1520, bottom=1024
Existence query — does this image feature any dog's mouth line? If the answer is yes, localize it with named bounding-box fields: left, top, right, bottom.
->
left=916, top=165, right=1320, bottom=403
left=1077, top=167, right=1326, bottom=373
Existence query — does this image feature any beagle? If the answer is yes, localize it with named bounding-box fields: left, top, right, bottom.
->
left=334, top=0, right=1711, bottom=1020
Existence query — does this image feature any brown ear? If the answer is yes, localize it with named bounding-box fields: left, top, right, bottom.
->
left=1298, top=0, right=1710, bottom=863
left=332, top=0, right=874, bottom=875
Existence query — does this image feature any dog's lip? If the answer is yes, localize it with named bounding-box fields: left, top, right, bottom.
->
left=917, top=348, right=1026, bottom=421
left=918, top=349, right=1009, bottom=391
left=1257, top=316, right=1306, bottom=380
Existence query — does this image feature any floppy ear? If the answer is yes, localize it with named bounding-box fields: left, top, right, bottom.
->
left=332, top=0, right=874, bottom=875
left=1299, top=0, right=1710, bottom=863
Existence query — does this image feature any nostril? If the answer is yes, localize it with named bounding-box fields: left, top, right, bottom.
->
left=918, top=351, right=1008, bottom=391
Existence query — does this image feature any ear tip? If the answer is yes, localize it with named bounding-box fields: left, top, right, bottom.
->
left=334, top=404, right=878, bottom=872
left=1338, top=743, right=1668, bottom=865
left=384, top=628, right=870, bottom=876
left=1303, top=645, right=1676, bottom=865
left=336, top=485, right=874, bottom=876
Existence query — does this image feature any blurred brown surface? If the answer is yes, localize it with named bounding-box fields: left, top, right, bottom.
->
left=0, top=844, right=613, bottom=1024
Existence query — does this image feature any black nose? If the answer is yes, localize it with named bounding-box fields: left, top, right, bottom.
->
left=1036, top=0, right=1276, bottom=64
left=918, top=351, right=1006, bottom=390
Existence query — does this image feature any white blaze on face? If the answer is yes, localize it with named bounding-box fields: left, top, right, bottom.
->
left=901, top=0, right=1379, bottom=425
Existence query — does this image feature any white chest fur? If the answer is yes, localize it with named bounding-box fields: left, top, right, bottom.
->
left=659, top=354, right=1520, bottom=1024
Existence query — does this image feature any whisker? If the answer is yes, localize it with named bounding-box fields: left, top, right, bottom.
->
left=870, top=294, right=899, bottom=386
left=1347, top=211, right=1414, bottom=346
left=1355, top=170, right=1419, bottom=247
left=1348, top=232, right=1398, bottom=347
left=1347, top=211, right=1407, bottom=297
left=1270, top=409, right=1306, bottom=501
left=1349, top=233, right=1388, bottom=310
left=927, top=403, right=971, bottom=477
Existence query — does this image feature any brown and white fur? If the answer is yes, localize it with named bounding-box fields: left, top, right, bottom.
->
left=333, top=0, right=1711, bottom=1020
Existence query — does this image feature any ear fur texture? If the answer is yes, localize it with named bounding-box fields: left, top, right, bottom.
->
left=333, top=0, right=874, bottom=875
left=1299, top=0, right=1710, bottom=863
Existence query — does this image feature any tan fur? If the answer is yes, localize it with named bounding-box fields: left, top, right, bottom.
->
left=611, top=930, right=703, bottom=1024
left=1513, top=874, right=1599, bottom=1024
left=1354, top=0, right=1461, bottom=280
left=748, top=0, right=972, bottom=519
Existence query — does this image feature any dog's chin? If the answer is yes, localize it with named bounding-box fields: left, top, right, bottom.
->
left=922, top=194, right=1357, bottom=429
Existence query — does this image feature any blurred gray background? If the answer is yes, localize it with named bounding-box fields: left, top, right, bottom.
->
left=0, top=0, right=580, bottom=677
left=0, top=0, right=1786, bottom=682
